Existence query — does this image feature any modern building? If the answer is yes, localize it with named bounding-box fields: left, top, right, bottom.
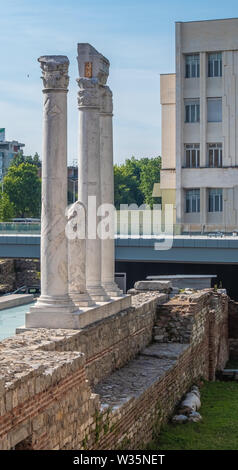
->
left=160, top=18, right=238, bottom=232
left=0, top=129, right=25, bottom=179
left=37, top=164, right=78, bottom=203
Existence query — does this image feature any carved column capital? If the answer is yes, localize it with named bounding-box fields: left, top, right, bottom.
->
left=38, top=56, right=69, bottom=91
left=100, top=86, right=113, bottom=115
left=77, top=77, right=100, bottom=108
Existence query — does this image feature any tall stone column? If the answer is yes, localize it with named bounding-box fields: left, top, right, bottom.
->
left=77, top=47, right=110, bottom=303
left=100, top=86, right=122, bottom=296
left=28, top=56, right=77, bottom=319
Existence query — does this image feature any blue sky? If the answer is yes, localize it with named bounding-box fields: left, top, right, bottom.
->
left=1, top=0, right=238, bottom=164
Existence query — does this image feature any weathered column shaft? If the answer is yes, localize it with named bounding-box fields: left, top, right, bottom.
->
left=100, top=87, right=122, bottom=296
left=29, top=56, right=76, bottom=316
left=67, top=201, right=95, bottom=307
left=77, top=73, right=109, bottom=302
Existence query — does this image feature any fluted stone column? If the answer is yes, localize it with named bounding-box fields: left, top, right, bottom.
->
left=100, top=86, right=122, bottom=296
left=28, top=56, right=77, bottom=321
left=77, top=48, right=110, bottom=302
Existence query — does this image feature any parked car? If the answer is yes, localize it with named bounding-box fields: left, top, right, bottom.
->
left=3, top=286, right=40, bottom=297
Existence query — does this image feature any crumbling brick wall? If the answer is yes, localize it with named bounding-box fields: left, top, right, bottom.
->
left=155, top=291, right=229, bottom=380
left=0, top=290, right=229, bottom=450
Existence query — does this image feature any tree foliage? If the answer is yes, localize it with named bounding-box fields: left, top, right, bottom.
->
left=11, top=152, right=41, bottom=168
left=3, top=163, right=41, bottom=218
left=0, top=193, right=15, bottom=221
left=114, top=156, right=161, bottom=209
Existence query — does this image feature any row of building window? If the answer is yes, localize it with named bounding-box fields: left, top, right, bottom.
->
left=185, top=189, right=223, bottom=213
left=185, top=53, right=222, bottom=78
left=185, top=143, right=222, bottom=168
left=185, top=98, right=222, bottom=123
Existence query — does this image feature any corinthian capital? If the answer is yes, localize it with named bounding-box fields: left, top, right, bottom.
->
left=77, top=77, right=100, bottom=108
left=38, top=56, right=69, bottom=91
left=100, top=86, right=113, bottom=115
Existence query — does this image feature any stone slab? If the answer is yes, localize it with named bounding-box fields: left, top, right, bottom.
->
left=141, top=343, right=189, bottom=360
left=0, top=294, right=34, bottom=310
left=134, top=280, right=172, bottom=292
left=146, top=275, right=217, bottom=290
left=94, top=342, right=189, bottom=409
left=16, top=295, right=131, bottom=331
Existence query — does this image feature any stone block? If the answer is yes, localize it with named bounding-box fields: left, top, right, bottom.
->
left=134, top=281, right=172, bottom=292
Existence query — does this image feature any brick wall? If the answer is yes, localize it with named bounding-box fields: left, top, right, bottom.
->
left=0, top=290, right=229, bottom=450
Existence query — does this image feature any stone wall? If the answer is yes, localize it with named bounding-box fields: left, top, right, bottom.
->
left=155, top=290, right=228, bottom=379
left=0, top=259, right=40, bottom=294
left=0, top=260, right=15, bottom=294
left=0, top=290, right=229, bottom=450
left=14, top=259, right=40, bottom=289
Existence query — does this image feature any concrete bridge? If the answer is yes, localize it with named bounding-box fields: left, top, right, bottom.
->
left=0, top=233, right=238, bottom=264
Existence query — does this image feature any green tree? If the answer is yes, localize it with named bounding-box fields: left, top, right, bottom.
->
left=0, top=193, right=15, bottom=221
left=114, top=163, right=144, bottom=209
left=3, top=163, right=41, bottom=217
left=11, top=152, right=41, bottom=168
left=138, top=157, right=161, bottom=206
left=114, top=156, right=161, bottom=208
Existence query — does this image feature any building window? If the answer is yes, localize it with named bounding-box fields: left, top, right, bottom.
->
left=185, top=189, right=200, bottom=213
left=208, top=143, right=222, bottom=167
left=207, top=98, right=222, bottom=122
left=208, top=189, right=223, bottom=212
left=208, top=52, right=222, bottom=77
left=185, top=100, right=200, bottom=123
left=185, top=54, right=200, bottom=78
left=185, top=144, right=200, bottom=168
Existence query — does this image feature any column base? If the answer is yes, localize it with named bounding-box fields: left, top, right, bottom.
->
left=17, top=295, right=132, bottom=330
left=69, top=292, right=96, bottom=307
left=102, top=281, right=123, bottom=297
left=86, top=284, right=111, bottom=302
left=29, top=294, right=78, bottom=315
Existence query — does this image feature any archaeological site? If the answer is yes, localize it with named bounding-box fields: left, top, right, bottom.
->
left=0, top=43, right=237, bottom=452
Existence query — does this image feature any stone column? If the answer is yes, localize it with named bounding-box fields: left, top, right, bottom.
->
left=77, top=50, right=110, bottom=302
left=100, top=86, right=122, bottom=296
left=29, top=56, right=77, bottom=317
left=67, top=201, right=95, bottom=307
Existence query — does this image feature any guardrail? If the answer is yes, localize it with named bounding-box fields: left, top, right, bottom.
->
left=0, top=223, right=41, bottom=234
left=0, top=219, right=237, bottom=238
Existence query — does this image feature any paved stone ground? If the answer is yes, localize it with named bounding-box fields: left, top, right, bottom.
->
left=94, top=343, right=189, bottom=409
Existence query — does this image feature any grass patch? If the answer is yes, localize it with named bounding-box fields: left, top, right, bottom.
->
left=147, top=381, right=238, bottom=450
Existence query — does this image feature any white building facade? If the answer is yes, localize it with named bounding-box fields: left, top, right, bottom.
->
left=0, top=129, right=25, bottom=180
left=161, top=18, right=238, bottom=232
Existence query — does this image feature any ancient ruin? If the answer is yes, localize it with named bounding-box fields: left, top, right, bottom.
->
left=0, top=43, right=234, bottom=451
left=25, top=45, right=129, bottom=330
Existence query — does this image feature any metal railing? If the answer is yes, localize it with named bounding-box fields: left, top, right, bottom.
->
left=0, top=218, right=237, bottom=238
left=0, top=222, right=41, bottom=234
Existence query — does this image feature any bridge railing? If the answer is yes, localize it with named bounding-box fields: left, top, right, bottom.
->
left=0, top=223, right=41, bottom=234
left=0, top=217, right=237, bottom=238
